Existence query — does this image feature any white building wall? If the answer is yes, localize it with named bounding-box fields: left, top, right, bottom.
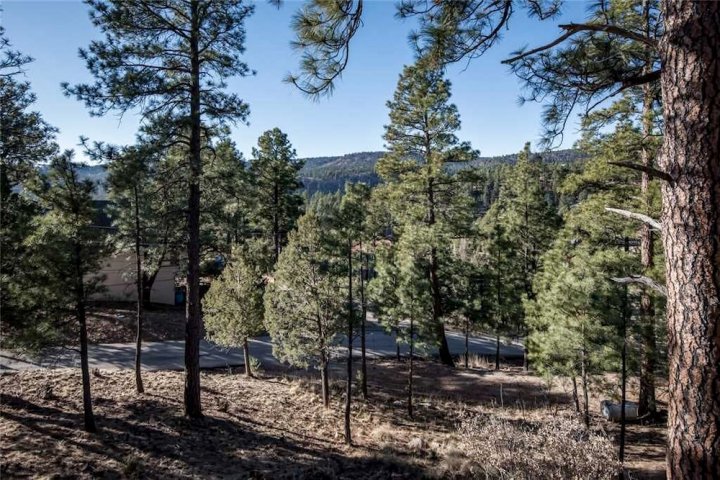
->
left=90, top=253, right=179, bottom=305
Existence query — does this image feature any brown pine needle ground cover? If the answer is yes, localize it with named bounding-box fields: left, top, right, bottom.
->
left=0, top=360, right=666, bottom=479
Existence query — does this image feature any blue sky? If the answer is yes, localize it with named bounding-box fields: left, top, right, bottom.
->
left=3, top=1, right=592, bottom=160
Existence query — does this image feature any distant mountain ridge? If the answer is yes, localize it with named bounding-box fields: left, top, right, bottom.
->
left=299, top=149, right=585, bottom=194
left=61, top=148, right=585, bottom=197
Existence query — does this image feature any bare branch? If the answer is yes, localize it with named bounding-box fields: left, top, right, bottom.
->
left=607, top=161, right=673, bottom=183
left=605, top=207, right=662, bottom=231
left=611, top=275, right=667, bottom=297
left=558, top=23, right=658, bottom=49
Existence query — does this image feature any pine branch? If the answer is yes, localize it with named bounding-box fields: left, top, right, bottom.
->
left=611, top=275, right=667, bottom=297
left=558, top=23, right=657, bottom=48
left=604, top=207, right=662, bottom=231
left=607, top=161, right=673, bottom=183
left=503, top=23, right=658, bottom=65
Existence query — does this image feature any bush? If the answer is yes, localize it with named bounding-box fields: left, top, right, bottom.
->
left=449, top=413, right=619, bottom=479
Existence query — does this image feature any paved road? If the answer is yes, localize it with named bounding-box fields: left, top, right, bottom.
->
left=0, top=321, right=523, bottom=373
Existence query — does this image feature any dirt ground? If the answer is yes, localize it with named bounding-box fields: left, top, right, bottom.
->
left=86, top=302, right=186, bottom=344
left=0, top=359, right=667, bottom=479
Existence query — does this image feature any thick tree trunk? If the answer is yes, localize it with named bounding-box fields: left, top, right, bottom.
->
left=243, top=338, right=252, bottom=377
left=320, top=361, right=330, bottom=408
left=408, top=316, right=414, bottom=419
left=359, top=246, right=368, bottom=400
left=75, top=244, right=96, bottom=433
left=184, top=0, right=203, bottom=419
left=660, top=3, right=720, bottom=478
left=134, top=186, right=144, bottom=394
left=345, top=240, right=353, bottom=445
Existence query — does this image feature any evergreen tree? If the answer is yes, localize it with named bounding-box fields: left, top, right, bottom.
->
left=66, top=0, right=254, bottom=418
left=377, top=62, right=476, bottom=367
left=264, top=212, right=344, bottom=408
left=204, top=241, right=270, bottom=377
left=473, top=207, right=522, bottom=369
left=528, top=246, right=630, bottom=428
left=0, top=28, right=58, bottom=343
left=249, top=128, right=304, bottom=262
left=106, top=146, right=153, bottom=393
left=368, top=241, right=404, bottom=361
left=203, top=139, right=253, bottom=258
left=567, top=96, right=666, bottom=418
left=26, top=152, right=109, bottom=432
left=289, top=2, right=720, bottom=472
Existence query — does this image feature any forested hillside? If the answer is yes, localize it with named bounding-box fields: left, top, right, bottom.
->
left=301, top=148, right=585, bottom=194
left=61, top=148, right=585, bottom=198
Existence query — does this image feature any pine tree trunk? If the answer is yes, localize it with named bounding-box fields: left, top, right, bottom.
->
left=359, top=246, right=368, bottom=400
left=345, top=240, right=353, bottom=445
left=243, top=338, right=252, bottom=377
left=495, top=334, right=500, bottom=371
left=75, top=243, right=96, bottom=433
left=638, top=4, right=657, bottom=416
left=620, top=298, right=628, bottom=467
left=273, top=183, right=280, bottom=263
left=321, top=360, right=330, bottom=409
left=571, top=376, right=580, bottom=414
left=660, top=3, right=720, bottom=478
left=396, top=335, right=401, bottom=361
left=134, top=186, right=144, bottom=394
left=408, top=316, right=414, bottom=419
left=430, top=247, right=453, bottom=366
left=427, top=174, right=454, bottom=367
left=184, top=0, right=203, bottom=419
left=464, top=317, right=469, bottom=369
left=581, top=340, right=590, bottom=429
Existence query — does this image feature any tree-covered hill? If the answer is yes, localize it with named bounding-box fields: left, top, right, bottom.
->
left=58, top=148, right=585, bottom=197
left=300, top=148, right=585, bottom=194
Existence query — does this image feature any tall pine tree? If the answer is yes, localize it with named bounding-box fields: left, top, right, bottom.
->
left=377, top=62, right=476, bottom=367
left=66, top=0, right=253, bottom=418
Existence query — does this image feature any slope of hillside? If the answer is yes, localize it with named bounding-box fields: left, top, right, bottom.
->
left=59, top=149, right=585, bottom=197
left=299, top=149, right=585, bottom=194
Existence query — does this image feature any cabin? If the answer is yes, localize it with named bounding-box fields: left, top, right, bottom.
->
left=89, top=200, right=180, bottom=305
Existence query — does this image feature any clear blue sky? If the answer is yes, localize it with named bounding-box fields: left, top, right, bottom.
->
left=2, top=0, right=592, bottom=160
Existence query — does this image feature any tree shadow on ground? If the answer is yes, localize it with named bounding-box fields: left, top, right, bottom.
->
left=0, top=392, right=422, bottom=479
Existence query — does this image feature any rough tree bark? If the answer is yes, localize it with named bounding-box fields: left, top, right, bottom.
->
left=660, top=3, right=720, bottom=477
left=184, top=0, right=203, bottom=419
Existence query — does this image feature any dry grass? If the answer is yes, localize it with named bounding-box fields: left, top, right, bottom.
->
left=449, top=413, right=619, bottom=479
left=0, top=359, right=666, bottom=479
